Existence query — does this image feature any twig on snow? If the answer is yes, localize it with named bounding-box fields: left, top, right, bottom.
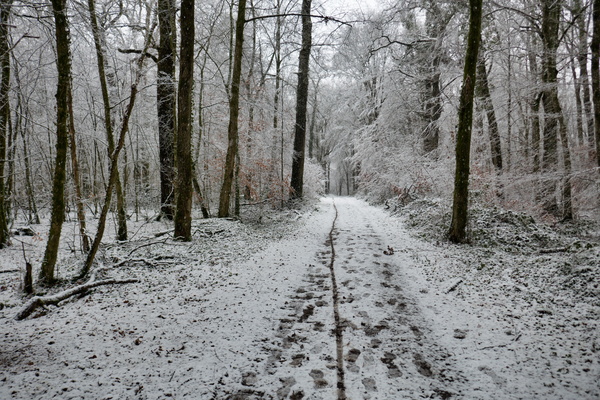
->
left=194, top=229, right=226, bottom=238
left=114, top=257, right=177, bottom=268
left=478, top=343, right=509, bottom=351
left=154, top=229, right=174, bottom=238
left=127, top=238, right=170, bottom=257
left=114, top=258, right=157, bottom=268
left=445, top=279, right=464, bottom=294
left=538, top=247, right=569, bottom=254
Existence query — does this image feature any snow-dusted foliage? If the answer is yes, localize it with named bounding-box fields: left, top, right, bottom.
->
left=316, top=1, right=600, bottom=222
left=317, top=5, right=465, bottom=203
left=302, top=158, right=326, bottom=199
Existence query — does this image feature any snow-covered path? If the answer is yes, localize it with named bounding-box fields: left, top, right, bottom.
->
left=183, top=196, right=468, bottom=399
left=1, top=197, right=598, bottom=399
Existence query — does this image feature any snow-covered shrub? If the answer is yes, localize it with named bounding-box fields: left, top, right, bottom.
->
left=303, top=158, right=326, bottom=199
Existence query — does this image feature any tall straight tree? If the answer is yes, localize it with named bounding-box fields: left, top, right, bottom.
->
left=573, top=0, right=594, bottom=150
left=174, top=0, right=195, bottom=239
left=448, top=0, right=483, bottom=243
left=80, top=13, right=156, bottom=279
left=539, top=0, right=561, bottom=216
left=420, top=2, right=452, bottom=155
left=592, top=0, right=600, bottom=166
left=476, top=53, right=502, bottom=172
left=272, top=0, right=282, bottom=203
left=40, top=0, right=71, bottom=284
left=218, top=0, right=247, bottom=217
left=0, top=0, right=12, bottom=249
left=67, top=90, right=90, bottom=253
left=87, top=0, right=128, bottom=241
left=157, top=0, right=176, bottom=220
left=290, top=0, right=313, bottom=199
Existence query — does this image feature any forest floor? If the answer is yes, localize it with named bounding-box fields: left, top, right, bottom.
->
left=0, top=196, right=599, bottom=399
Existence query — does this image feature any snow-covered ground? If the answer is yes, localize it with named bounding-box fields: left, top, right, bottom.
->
left=0, top=197, right=598, bottom=399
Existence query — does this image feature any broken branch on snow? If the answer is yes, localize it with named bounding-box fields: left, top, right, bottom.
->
left=14, top=277, right=138, bottom=321
left=538, top=247, right=569, bottom=254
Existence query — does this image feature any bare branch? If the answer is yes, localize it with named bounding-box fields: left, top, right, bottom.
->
left=117, top=48, right=158, bottom=63
left=245, top=13, right=352, bottom=27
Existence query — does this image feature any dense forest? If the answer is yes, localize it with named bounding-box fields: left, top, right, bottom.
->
left=0, top=0, right=598, bottom=282
left=1, top=1, right=599, bottom=398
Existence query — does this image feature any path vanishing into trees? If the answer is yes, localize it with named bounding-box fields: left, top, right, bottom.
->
left=232, top=197, right=467, bottom=399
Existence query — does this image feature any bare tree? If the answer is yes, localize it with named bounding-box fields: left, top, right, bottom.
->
left=67, top=89, right=91, bottom=253
left=448, top=0, right=483, bottom=243
left=40, top=0, right=71, bottom=284
left=592, top=0, right=600, bottom=166
left=87, top=0, right=128, bottom=241
left=290, top=0, right=313, bottom=199
left=218, top=0, right=247, bottom=217
left=0, top=0, right=12, bottom=249
left=539, top=0, right=562, bottom=216
left=476, top=53, right=503, bottom=173
left=157, top=0, right=176, bottom=220
left=174, top=0, right=195, bottom=239
left=80, top=11, right=156, bottom=279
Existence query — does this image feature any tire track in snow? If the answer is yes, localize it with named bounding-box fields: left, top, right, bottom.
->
left=326, top=200, right=346, bottom=399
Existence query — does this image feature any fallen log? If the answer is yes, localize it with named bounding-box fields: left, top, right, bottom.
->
left=14, top=277, right=138, bottom=321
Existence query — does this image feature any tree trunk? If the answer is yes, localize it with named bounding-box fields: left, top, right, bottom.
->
left=218, top=0, right=247, bottom=217
left=235, top=152, right=240, bottom=217
left=569, top=50, right=586, bottom=147
left=592, top=0, right=600, bottom=166
left=476, top=54, right=502, bottom=172
left=271, top=1, right=282, bottom=199
left=192, top=171, right=210, bottom=218
left=448, top=0, right=483, bottom=244
left=194, top=64, right=210, bottom=219
left=79, top=18, right=155, bottom=279
left=540, top=0, right=561, bottom=216
left=574, top=0, right=595, bottom=150
left=244, top=4, right=258, bottom=201
left=174, top=0, right=195, bottom=240
left=506, top=35, right=512, bottom=170
left=557, top=106, right=573, bottom=220
left=13, top=39, right=39, bottom=225
left=19, top=115, right=40, bottom=225
left=422, top=65, right=442, bottom=154
left=290, top=0, right=313, bottom=199
left=40, top=0, right=71, bottom=284
left=0, top=0, right=12, bottom=249
left=420, top=5, right=449, bottom=155
left=67, top=90, right=91, bottom=253
left=308, top=81, right=319, bottom=159
left=87, top=0, right=127, bottom=241
left=157, top=0, right=176, bottom=220
left=527, top=30, right=542, bottom=174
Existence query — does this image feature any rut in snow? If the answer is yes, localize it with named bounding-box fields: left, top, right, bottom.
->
left=326, top=200, right=347, bottom=400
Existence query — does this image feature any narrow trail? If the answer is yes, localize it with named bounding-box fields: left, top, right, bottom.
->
left=245, top=197, right=466, bottom=399
left=326, top=197, right=466, bottom=399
